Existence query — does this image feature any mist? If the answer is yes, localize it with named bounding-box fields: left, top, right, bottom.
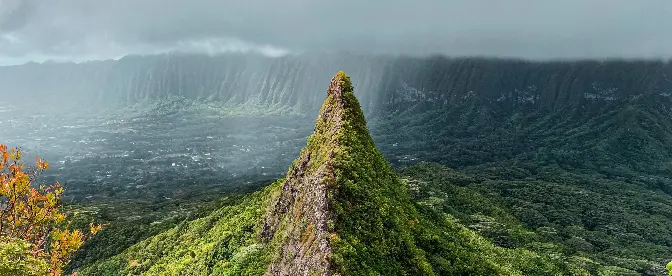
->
left=1, top=0, right=671, bottom=65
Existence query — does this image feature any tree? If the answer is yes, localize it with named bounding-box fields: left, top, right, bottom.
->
left=0, top=145, right=101, bottom=275
left=666, top=261, right=672, bottom=276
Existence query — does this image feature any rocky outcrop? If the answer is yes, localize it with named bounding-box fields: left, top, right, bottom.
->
left=260, top=72, right=433, bottom=275
left=261, top=73, right=351, bottom=276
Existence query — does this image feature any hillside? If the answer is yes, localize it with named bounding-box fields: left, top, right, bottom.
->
left=75, top=73, right=592, bottom=275
left=3, top=55, right=672, bottom=275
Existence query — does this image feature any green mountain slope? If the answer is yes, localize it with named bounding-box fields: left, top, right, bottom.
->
left=403, top=162, right=670, bottom=275
left=368, top=68, right=672, bottom=275
left=373, top=94, right=672, bottom=274
left=260, top=71, right=431, bottom=275
left=75, top=73, right=591, bottom=275
left=77, top=181, right=280, bottom=275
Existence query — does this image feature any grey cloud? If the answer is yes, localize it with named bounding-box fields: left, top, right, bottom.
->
left=0, top=0, right=36, bottom=32
left=0, top=0, right=671, bottom=64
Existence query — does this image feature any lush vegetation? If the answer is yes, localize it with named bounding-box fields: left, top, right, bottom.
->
left=0, top=145, right=101, bottom=275
left=77, top=180, right=281, bottom=275
left=74, top=72, right=598, bottom=275
left=4, top=54, right=672, bottom=275
left=403, top=163, right=672, bottom=275
left=368, top=94, right=672, bottom=274
left=360, top=59, right=672, bottom=275
left=63, top=176, right=272, bottom=272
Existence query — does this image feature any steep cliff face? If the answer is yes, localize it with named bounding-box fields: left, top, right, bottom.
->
left=2, top=54, right=671, bottom=116
left=366, top=57, right=672, bottom=172
left=261, top=72, right=430, bottom=275
left=0, top=53, right=389, bottom=114
left=377, top=57, right=672, bottom=112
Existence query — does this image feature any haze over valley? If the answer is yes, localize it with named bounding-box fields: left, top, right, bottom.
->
left=3, top=53, right=671, bottom=203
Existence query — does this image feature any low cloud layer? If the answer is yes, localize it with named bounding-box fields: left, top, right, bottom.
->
left=0, top=0, right=671, bottom=64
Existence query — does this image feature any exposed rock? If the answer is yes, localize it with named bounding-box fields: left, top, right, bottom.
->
left=262, top=72, right=353, bottom=276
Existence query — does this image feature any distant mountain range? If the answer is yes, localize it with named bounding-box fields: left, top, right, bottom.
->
left=2, top=53, right=670, bottom=115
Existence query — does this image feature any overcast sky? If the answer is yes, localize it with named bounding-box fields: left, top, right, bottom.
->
left=0, top=0, right=671, bottom=65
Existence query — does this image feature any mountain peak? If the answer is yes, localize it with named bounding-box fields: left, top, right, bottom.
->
left=261, top=71, right=359, bottom=275
left=327, top=71, right=353, bottom=99
left=261, top=72, right=432, bottom=276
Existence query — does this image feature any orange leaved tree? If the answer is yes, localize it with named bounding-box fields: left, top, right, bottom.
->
left=0, top=145, right=101, bottom=276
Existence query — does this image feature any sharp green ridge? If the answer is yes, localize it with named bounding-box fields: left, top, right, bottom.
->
left=261, top=71, right=434, bottom=275
left=74, top=72, right=594, bottom=276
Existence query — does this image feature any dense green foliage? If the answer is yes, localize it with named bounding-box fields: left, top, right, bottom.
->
left=77, top=180, right=281, bottom=275
left=0, top=238, right=49, bottom=276
left=65, top=179, right=270, bottom=272
left=403, top=162, right=670, bottom=275
left=371, top=96, right=672, bottom=275
left=365, top=60, right=672, bottom=275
